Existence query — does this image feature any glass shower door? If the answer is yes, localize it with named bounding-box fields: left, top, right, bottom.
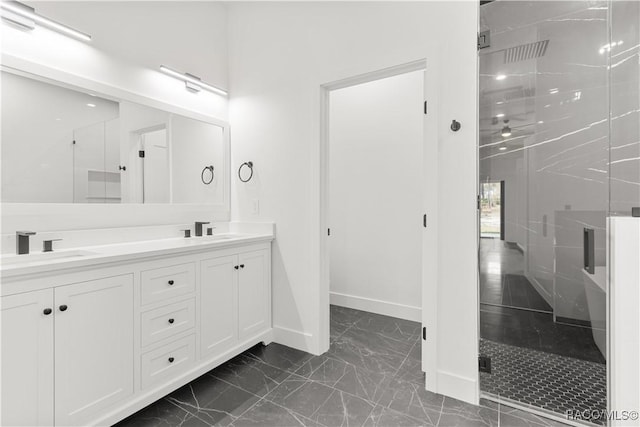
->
left=478, top=1, right=609, bottom=423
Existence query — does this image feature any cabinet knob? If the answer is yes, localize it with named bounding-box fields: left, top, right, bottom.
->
left=168, top=280, right=174, bottom=285
left=59, top=305, right=68, bottom=312
left=43, top=308, right=52, bottom=315
left=168, top=318, right=175, bottom=324
left=168, top=357, right=175, bottom=363
left=234, top=265, right=239, bottom=270
left=240, top=264, right=245, bottom=269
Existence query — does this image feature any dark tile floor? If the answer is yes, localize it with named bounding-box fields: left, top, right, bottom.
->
left=116, top=305, right=568, bottom=427
left=479, top=239, right=604, bottom=364
left=479, top=239, right=551, bottom=313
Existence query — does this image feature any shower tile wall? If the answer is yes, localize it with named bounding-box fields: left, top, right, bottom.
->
left=610, top=1, right=640, bottom=216
left=478, top=0, right=618, bottom=416
left=479, top=0, right=610, bottom=336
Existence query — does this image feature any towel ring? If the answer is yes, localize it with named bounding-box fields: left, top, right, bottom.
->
left=201, top=165, right=214, bottom=185
left=238, top=161, right=254, bottom=183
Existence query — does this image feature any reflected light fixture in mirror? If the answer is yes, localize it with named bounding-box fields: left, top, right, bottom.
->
left=160, top=66, right=228, bottom=97
left=501, top=125, right=512, bottom=137
left=1, top=1, right=92, bottom=42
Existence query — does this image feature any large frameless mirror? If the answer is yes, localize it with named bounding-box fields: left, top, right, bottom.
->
left=1, top=69, right=229, bottom=206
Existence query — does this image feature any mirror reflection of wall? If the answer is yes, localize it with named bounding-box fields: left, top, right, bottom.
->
left=1, top=71, right=119, bottom=203
left=1, top=71, right=227, bottom=205
left=171, top=115, right=224, bottom=204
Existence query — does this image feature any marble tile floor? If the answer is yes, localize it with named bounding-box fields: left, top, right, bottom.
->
left=116, top=305, right=570, bottom=427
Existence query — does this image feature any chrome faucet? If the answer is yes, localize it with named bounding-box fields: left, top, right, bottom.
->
left=194, top=221, right=210, bottom=237
left=16, top=231, right=36, bottom=255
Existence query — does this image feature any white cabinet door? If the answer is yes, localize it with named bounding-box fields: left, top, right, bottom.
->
left=54, top=275, right=134, bottom=426
left=200, top=255, right=238, bottom=358
left=1, top=289, right=54, bottom=427
left=238, top=250, right=270, bottom=340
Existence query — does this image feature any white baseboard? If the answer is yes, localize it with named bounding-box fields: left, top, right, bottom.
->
left=436, top=370, right=478, bottom=405
left=330, top=291, right=421, bottom=322
left=272, top=325, right=317, bottom=354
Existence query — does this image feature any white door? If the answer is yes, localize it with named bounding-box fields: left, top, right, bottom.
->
left=200, top=255, right=238, bottom=357
left=1, top=289, right=54, bottom=427
left=141, top=128, right=170, bottom=203
left=238, top=250, right=270, bottom=340
left=54, top=275, right=134, bottom=426
left=421, top=65, right=439, bottom=390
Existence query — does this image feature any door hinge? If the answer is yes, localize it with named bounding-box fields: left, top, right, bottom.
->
left=478, top=30, right=490, bottom=50
left=423, top=100, right=428, bottom=115
left=327, top=228, right=330, bottom=236
left=478, top=356, right=492, bottom=373
left=72, top=140, right=76, bottom=145
left=422, top=326, right=426, bottom=341
left=477, top=195, right=481, bottom=210
left=138, top=150, right=145, bottom=158
left=423, top=214, right=427, bottom=228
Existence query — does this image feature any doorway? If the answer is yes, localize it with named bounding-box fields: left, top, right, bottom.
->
left=318, top=59, right=438, bottom=389
left=480, top=181, right=504, bottom=240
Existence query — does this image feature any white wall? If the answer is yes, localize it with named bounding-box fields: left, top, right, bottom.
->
left=609, top=217, right=640, bottom=426
left=228, top=2, right=479, bottom=403
left=329, top=71, right=423, bottom=321
left=3, top=1, right=228, bottom=120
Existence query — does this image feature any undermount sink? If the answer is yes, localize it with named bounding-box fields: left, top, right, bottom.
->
left=1, top=250, right=98, bottom=266
left=198, top=234, right=245, bottom=241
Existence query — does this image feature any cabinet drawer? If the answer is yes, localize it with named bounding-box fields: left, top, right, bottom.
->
left=141, top=263, right=195, bottom=305
left=141, top=335, right=195, bottom=390
left=141, top=299, right=195, bottom=347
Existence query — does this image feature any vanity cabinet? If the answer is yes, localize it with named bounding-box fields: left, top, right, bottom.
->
left=238, top=250, right=270, bottom=340
left=1, top=275, right=133, bottom=427
left=1, top=237, right=272, bottom=426
left=54, top=275, right=134, bottom=426
left=201, top=255, right=238, bottom=357
left=1, top=289, right=54, bottom=427
left=200, top=249, right=270, bottom=357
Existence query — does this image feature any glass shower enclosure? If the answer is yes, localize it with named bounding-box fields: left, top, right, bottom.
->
left=478, top=0, right=639, bottom=424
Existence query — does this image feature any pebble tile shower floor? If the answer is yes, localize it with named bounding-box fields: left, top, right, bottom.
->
left=116, top=306, right=570, bottom=427
left=480, top=339, right=606, bottom=425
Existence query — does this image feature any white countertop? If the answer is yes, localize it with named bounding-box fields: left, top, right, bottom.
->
left=1, top=232, right=274, bottom=279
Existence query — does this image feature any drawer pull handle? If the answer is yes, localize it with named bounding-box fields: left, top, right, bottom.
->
left=59, top=305, right=68, bottom=312
left=234, top=265, right=239, bottom=270
left=43, top=308, right=52, bottom=315
left=168, top=357, right=175, bottom=363
left=240, top=264, right=245, bottom=269
left=168, top=280, right=175, bottom=285
left=168, top=318, right=175, bottom=324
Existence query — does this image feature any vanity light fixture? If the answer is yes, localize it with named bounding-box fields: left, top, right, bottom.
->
left=499, top=146, right=507, bottom=151
left=501, top=125, right=512, bottom=137
left=159, top=66, right=228, bottom=97
left=496, top=113, right=505, bottom=118
left=1, top=1, right=91, bottom=42
left=495, top=74, right=507, bottom=81
left=86, top=103, right=96, bottom=108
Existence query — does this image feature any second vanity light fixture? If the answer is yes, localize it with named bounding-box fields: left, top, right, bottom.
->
left=160, top=66, right=228, bottom=97
left=1, top=1, right=91, bottom=41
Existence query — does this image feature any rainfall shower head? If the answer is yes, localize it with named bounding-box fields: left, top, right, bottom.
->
left=503, top=40, right=549, bottom=64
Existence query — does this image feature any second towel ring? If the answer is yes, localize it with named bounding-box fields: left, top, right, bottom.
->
left=238, top=161, right=254, bottom=183
left=201, top=165, right=215, bottom=185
